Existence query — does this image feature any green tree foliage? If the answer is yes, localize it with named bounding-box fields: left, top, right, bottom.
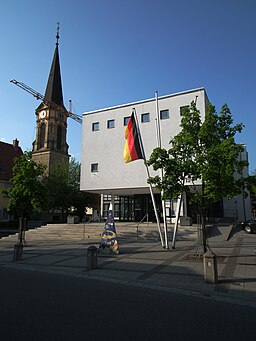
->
left=44, top=157, right=98, bottom=221
left=2, top=151, right=46, bottom=219
left=43, top=160, right=71, bottom=217
left=147, top=102, right=246, bottom=251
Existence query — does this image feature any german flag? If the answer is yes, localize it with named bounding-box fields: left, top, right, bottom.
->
left=123, top=113, right=144, bottom=163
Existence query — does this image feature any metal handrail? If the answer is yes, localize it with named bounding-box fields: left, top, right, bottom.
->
left=84, top=216, right=98, bottom=224
left=135, top=214, right=149, bottom=240
left=82, top=215, right=101, bottom=239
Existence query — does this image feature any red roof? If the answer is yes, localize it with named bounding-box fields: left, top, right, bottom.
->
left=0, top=140, right=23, bottom=181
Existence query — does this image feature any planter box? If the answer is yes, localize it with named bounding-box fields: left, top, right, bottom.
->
left=180, top=216, right=192, bottom=226
left=67, top=216, right=79, bottom=224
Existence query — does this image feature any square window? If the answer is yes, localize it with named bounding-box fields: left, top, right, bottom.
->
left=124, top=116, right=130, bottom=126
left=141, top=113, right=150, bottom=123
left=160, top=109, right=169, bottom=120
left=103, top=194, right=111, bottom=201
left=107, top=119, right=115, bottom=129
left=92, top=122, right=99, bottom=131
left=91, top=163, right=98, bottom=172
left=180, top=105, right=189, bottom=116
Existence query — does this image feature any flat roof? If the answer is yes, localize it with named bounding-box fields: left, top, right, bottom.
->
left=83, top=87, right=207, bottom=116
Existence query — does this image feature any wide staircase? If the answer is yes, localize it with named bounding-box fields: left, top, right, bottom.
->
left=0, top=222, right=200, bottom=243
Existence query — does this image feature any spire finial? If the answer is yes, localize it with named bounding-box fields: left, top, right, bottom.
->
left=56, top=22, right=60, bottom=45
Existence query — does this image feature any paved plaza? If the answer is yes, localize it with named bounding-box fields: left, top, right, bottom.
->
left=0, top=223, right=256, bottom=308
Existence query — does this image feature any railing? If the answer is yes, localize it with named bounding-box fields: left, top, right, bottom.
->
left=82, top=216, right=101, bottom=240
left=135, top=214, right=149, bottom=240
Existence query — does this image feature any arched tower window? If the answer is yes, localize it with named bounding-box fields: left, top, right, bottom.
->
left=38, top=123, right=46, bottom=149
left=57, top=125, right=62, bottom=150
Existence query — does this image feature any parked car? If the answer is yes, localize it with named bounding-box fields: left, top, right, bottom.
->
left=241, top=219, right=256, bottom=234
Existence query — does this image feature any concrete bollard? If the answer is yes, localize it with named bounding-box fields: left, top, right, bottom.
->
left=13, top=242, right=23, bottom=261
left=87, top=246, right=98, bottom=270
left=203, top=250, right=218, bottom=284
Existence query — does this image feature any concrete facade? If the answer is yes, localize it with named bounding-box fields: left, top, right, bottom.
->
left=80, top=88, right=251, bottom=222
left=81, top=88, right=207, bottom=195
left=223, top=146, right=251, bottom=222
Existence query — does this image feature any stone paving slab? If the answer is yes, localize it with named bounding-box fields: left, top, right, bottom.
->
left=1, top=225, right=256, bottom=308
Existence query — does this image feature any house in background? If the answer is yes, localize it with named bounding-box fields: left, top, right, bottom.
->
left=0, top=139, right=23, bottom=221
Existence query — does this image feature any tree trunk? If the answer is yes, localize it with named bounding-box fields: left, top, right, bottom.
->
left=18, top=215, right=26, bottom=244
left=18, top=216, right=23, bottom=244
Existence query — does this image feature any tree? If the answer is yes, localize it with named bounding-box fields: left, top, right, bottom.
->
left=44, top=157, right=99, bottom=221
left=43, top=160, right=73, bottom=220
left=2, top=151, right=46, bottom=241
left=72, top=190, right=99, bottom=222
left=147, top=101, right=246, bottom=252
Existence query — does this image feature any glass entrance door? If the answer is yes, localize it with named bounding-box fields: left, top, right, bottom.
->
left=134, top=194, right=162, bottom=222
left=119, top=196, right=134, bottom=221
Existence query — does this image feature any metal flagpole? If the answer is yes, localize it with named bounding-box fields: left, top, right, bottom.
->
left=171, top=193, right=183, bottom=249
left=133, top=108, right=165, bottom=248
left=171, top=176, right=185, bottom=249
left=145, top=164, right=165, bottom=248
left=155, top=92, right=169, bottom=249
left=155, top=91, right=161, bottom=148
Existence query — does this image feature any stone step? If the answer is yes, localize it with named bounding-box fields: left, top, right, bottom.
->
left=1, top=223, right=199, bottom=243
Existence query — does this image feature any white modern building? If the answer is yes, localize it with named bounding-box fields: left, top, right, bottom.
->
left=80, top=88, right=250, bottom=223
left=223, top=146, right=251, bottom=222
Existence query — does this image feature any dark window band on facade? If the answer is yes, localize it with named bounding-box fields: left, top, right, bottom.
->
left=107, top=119, right=115, bottom=129
left=57, top=125, right=62, bottom=149
left=38, top=123, right=46, bottom=149
left=160, top=109, right=169, bottom=120
left=91, top=163, right=98, bottom=172
left=92, top=122, right=99, bottom=131
left=141, top=113, right=150, bottom=123
left=124, top=116, right=130, bottom=126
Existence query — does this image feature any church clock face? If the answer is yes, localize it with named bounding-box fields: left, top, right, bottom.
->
left=39, top=110, right=46, bottom=119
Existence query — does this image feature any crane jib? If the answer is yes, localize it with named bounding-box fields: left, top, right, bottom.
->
left=10, top=79, right=82, bottom=124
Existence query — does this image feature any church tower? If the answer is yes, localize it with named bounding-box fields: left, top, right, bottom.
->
left=32, top=27, right=69, bottom=175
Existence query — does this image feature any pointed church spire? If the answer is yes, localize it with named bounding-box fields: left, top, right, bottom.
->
left=44, top=23, right=64, bottom=107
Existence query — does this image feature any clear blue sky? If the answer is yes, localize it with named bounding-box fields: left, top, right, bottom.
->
left=1, top=0, right=255, bottom=172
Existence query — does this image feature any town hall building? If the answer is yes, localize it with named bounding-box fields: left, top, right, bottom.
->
left=80, top=89, right=251, bottom=223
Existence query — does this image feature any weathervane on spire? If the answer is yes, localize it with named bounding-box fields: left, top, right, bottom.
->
left=56, top=22, right=60, bottom=45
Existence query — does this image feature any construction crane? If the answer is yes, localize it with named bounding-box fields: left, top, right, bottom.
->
left=10, top=79, right=82, bottom=124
